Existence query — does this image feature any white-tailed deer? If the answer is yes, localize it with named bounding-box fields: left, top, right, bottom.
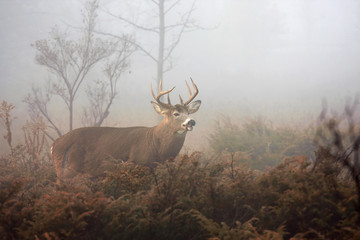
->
left=51, top=78, right=201, bottom=183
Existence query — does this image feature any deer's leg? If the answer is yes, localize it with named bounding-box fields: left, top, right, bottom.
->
left=52, top=152, right=65, bottom=185
left=51, top=145, right=67, bottom=184
left=62, top=144, right=86, bottom=179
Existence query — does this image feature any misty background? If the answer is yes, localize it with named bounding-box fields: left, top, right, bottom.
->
left=1, top=0, right=360, bottom=153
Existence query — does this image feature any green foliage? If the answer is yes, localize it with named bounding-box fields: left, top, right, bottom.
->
left=208, top=116, right=315, bottom=170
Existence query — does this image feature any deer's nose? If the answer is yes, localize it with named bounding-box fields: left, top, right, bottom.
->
left=188, top=119, right=196, bottom=126
left=182, top=119, right=196, bottom=131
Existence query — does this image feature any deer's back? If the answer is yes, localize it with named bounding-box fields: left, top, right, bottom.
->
left=51, top=126, right=151, bottom=178
left=54, top=126, right=151, bottom=156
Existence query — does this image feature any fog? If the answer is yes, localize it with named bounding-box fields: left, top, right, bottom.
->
left=1, top=0, right=360, bottom=152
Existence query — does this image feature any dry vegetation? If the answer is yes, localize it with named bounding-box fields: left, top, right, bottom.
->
left=1, top=100, right=360, bottom=239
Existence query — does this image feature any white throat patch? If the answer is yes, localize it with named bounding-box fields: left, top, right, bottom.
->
left=176, top=129, right=187, bottom=135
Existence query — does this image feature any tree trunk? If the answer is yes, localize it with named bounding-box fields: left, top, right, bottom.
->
left=157, top=0, right=165, bottom=89
left=69, top=97, right=73, bottom=131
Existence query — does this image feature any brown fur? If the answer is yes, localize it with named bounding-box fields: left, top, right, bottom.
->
left=51, top=103, right=200, bottom=183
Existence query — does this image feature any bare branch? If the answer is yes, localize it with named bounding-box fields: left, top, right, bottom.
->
left=101, top=0, right=208, bottom=90
left=151, top=0, right=159, bottom=6
left=164, top=22, right=186, bottom=32
left=22, top=118, right=48, bottom=164
left=24, top=88, right=63, bottom=138
left=0, top=101, right=15, bottom=151
left=164, top=0, right=182, bottom=15
left=163, top=0, right=196, bottom=62
left=163, top=56, right=174, bottom=73
left=315, top=97, right=360, bottom=211
left=93, top=30, right=158, bottom=63
left=103, top=8, right=159, bottom=33
left=29, top=0, right=130, bottom=134
left=83, top=39, right=134, bottom=127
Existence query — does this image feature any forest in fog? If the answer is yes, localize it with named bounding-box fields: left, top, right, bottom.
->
left=1, top=0, right=360, bottom=239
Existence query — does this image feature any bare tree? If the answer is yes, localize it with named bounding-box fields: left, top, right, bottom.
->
left=101, top=0, right=203, bottom=87
left=22, top=118, right=48, bottom=170
left=0, top=101, right=15, bottom=152
left=315, top=97, right=360, bottom=214
left=82, top=40, right=133, bottom=127
left=25, top=0, right=133, bottom=140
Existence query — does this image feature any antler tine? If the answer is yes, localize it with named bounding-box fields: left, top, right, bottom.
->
left=161, top=77, right=171, bottom=105
left=179, top=94, right=184, bottom=105
left=159, top=78, right=163, bottom=92
left=167, top=93, right=171, bottom=105
left=150, top=83, right=157, bottom=100
left=185, top=80, right=192, bottom=96
left=151, top=79, right=175, bottom=107
left=184, top=77, right=199, bottom=105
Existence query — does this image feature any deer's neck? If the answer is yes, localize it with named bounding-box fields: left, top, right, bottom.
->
left=151, top=120, right=186, bottom=160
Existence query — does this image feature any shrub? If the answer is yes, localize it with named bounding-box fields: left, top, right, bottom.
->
left=102, top=161, right=152, bottom=199
left=0, top=152, right=359, bottom=239
left=30, top=190, right=110, bottom=240
left=0, top=177, right=29, bottom=240
left=208, top=116, right=315, bottom=170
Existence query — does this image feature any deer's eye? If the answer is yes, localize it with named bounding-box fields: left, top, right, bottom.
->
left=173, top=112, right=180, bottom=117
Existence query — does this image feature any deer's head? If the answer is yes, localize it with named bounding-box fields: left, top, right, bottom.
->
left=151, top=78, right=201, bottom=135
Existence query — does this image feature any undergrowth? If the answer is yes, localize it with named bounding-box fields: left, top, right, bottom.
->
left=0, top=151, right=359, bottom=240
left=208, top=116, right=315, bottom=170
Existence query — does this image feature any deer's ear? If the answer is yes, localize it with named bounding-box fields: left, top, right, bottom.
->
left=188, top=100, right=201, bottom=114
left=151, top=101, right=169, bottom=115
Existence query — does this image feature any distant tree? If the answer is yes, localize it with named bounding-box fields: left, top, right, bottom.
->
left=24, top=0, right=134, bottom=140
left=208, top=116, right=315, bottom=170
left=81, top=39, right=133, bottom=127
left=101, top=0, right=204, bottom=88
left=0, top=101, right=15, bottom=152
left=315, top=97, right=360, bottom=214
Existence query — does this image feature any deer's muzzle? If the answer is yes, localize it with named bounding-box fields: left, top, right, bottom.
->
left=182, top=119, right=196, bottom=131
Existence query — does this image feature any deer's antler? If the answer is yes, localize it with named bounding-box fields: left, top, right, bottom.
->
left=179, top=78, right=199, bottom=105
left=151, top=78, right=175, bottom=107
